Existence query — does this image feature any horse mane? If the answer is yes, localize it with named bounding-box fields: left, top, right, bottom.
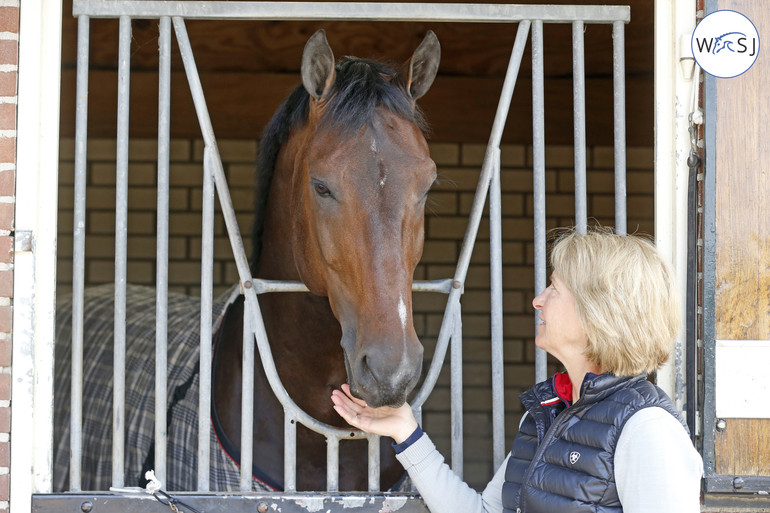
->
left=250, top=56, right=429, bottom=271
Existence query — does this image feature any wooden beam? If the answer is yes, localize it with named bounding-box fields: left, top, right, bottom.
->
left=61, top=0, right=654, bottom=77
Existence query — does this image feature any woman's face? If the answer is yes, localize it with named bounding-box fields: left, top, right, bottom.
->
left=531, top=272, right=589, bottom=364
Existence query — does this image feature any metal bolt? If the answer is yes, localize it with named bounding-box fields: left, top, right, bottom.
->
left=733, top=477, right=744, bottom=490
left=244, top=280, right=253, bottom=289
left=452, top=280, right=462, bottom=290
left=80, top=501, right=93, bottom=513
left=716, top=419, right=727, bottom=431
left=257, top=502, right=269, bottom=513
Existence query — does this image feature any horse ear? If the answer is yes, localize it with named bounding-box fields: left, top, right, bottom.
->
left=301, top=29, right=336, bottom=101
left=403, top=30, right=441, bottom=100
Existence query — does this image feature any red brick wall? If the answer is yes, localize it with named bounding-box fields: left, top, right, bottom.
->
left=0, top=3, right=17, bottom=510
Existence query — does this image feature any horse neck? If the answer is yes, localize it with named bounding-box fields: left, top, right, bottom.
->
left=255, top=143, right=300, bottom=282
left=251, top=135, right=347, bottom=425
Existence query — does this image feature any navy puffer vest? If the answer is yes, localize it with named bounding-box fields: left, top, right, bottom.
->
left=502, top=373, right=688, bottom=513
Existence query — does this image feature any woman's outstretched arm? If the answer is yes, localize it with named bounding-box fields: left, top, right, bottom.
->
left=331, top=385, right=505, bottom=513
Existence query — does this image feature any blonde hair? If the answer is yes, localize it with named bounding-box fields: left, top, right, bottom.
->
left=550, top=227, right=681, bottom=376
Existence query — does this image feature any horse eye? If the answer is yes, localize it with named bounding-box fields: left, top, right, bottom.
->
left=422, top=179, right=438, bottom=199
left=313, top=181, right=331, bottom=197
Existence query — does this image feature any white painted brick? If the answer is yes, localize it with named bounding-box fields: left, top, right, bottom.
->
left=428, top=142, right=459, bottom=166
left=59, top=161, right=75, bottom=185
left=86, top=138, right=117, bottom=160
left=227, top=164, right=256, bottom=187
left=435, top=167, right=483, bottom=192
left=170, top=163, right=205, bottom=187
left=168, top=261, right=222, bottom=285
left=460, top=143, right=486, bottom=166
left=190, top=187, right=252, bottom=213
left=420, top=240, right=457, bottom=264
left=87, top=259, right=154, bottom=284
left=500, top=144, right=527, bottom=167
left=126, top=138, right=191, bottom=162
left=193, top=139, right=258, bottom=163
left=59, top=137, right=75, bottom=160
left=91, top=163, right=157, bottom=186
left=88, top=211, right=155, bottom=235
left=426, top=191, right=458, bottom=215
left=169, top=212, right=224, bottom=236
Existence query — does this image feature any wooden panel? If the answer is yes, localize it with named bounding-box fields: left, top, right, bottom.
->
left=58, top=68, right=653, bottom=144
left=61, top=0, right=654, bottom=77
left=715, top=419, right=770, bottom=475
left=713, top=0, right=770, bottom=479
left=714, top=0, right=770, bottom=341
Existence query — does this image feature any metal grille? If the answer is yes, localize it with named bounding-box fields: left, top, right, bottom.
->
left=61, top=0, right=630, bottom=500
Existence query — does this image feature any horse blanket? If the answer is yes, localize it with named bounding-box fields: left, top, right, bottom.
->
left=53, top=283, right=275, bottom=492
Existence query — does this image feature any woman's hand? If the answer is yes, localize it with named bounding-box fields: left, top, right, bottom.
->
left=331, top=384, right=418, bottom=444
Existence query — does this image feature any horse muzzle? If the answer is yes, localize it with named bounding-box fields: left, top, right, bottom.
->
left=343, top=336, right=423, bottom=408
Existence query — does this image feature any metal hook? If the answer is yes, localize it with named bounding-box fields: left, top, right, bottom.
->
left=153, top=490, right=203, bottom=513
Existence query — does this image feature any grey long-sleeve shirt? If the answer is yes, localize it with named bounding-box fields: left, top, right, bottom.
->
left=395, top=406, right=703, bottom=513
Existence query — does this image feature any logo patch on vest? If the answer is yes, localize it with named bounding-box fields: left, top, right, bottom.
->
left=569, top=451, right=581, bottom=464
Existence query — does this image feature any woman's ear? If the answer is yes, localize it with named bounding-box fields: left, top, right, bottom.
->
left=301, top=29, right=336, bottom=100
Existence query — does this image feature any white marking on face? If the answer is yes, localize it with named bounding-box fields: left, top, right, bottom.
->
left=379, top=174, right=387, bottom=188
left=398, top=295, right=407, bottom=332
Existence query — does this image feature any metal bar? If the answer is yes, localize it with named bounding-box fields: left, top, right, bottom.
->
left=685, top=151, right=698, bottom=443
left=172, top=17, right=254, bottom=304
left=572, top=21, right=587, bottom=234
left=112, top=15, right=131, bottom=489
left=33, top=493, right=434, bottom=512
left=532, top=20, right=548, bottom=384
left=701, top=63, right=717, bottom=478
left=198, top=147, right=216, bottom=490
left=612, top=20, right=627, bottom=235
left=154, top=15, right=171, bottom=488
left=367, top=434, right=380, bottom=492
left=450, top=302, right=463, bottom=477
left=240, top=294, right=255, bottom=491
left=413, top=20, right=530, bottom=409
left=488, top=147, right=505, bottom=468
left=74, top=1, right=630, bottom=23
left=70, top=13, right=90, bottom=493
left=326, top=436, right=339, bottom=492
left=284, top=413, right=297, bottom=492
left=252, top=278, right=455, bottom=295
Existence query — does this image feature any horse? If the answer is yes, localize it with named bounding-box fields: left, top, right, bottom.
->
left=216, top=28, right=440, bottom=491
left=53, top=28, right=440, bottom=492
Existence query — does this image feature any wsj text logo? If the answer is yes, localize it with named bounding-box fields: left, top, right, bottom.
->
left=691, top=10, right=759, bottom=78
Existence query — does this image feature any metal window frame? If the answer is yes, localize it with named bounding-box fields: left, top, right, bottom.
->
left=30, top=2, right=630, bottom=510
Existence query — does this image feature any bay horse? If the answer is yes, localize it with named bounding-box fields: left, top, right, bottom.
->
left=53, top=29, right=440, bottom=492
left=215, top=29, right=440, bottom=490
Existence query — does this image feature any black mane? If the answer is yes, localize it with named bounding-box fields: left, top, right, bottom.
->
left=250, top=56, right=428, bottom=271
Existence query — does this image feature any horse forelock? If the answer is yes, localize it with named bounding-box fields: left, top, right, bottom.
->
left=250, top=56, right=428, bottom=271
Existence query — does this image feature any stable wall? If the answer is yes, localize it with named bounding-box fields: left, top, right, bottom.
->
left=55, top=0, right=656, bottom=492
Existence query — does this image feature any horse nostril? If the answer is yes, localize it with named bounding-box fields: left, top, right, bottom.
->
left=357, top=353, right=378, bottom=383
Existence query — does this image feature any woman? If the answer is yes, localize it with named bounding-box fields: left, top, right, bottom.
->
left=332, top=227, right=703, bottom=513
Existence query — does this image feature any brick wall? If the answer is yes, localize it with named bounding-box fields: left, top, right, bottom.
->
left=57, top=137, right=654, bottom=490
left=0, top=3, right=16, bottom=510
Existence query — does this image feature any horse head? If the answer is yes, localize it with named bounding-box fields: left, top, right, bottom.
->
left=284, top=30, right=440, bottom=408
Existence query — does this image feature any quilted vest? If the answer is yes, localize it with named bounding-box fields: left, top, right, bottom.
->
left=502, top=373, right=688, bottom=513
